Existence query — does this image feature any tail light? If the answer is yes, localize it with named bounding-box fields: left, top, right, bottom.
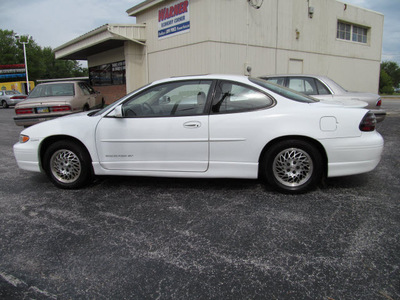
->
left=10, top=96, right=27, bottom=100
left=376, top=98, right=382, bottom=107
left=15, top=108, right=34, bottom=114
left=359, top=111, right=376, bottom=132
left=50, top=106, right=71, bottom=112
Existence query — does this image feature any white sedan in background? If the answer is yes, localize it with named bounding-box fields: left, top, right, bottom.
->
left=13, top=75, right=384, bottom=193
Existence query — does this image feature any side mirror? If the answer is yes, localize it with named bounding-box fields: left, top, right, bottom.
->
left=108, top=105, right=123, bottom=118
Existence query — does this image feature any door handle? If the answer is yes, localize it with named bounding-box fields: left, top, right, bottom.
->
left=183, top=121, right=201, bottom=129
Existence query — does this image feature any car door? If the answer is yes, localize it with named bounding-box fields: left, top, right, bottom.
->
left=95, top=80, right=213, bottom=172
left=209, top=80, right=275, bottom=165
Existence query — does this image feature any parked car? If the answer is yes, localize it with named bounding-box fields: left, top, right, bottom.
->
left=260, top=74, right=386, bottom=122
left=13, top=75, right=383, bottom=194
left=0, top=90, right=27, bottom=108
left=13, top=81, right=104, bottom=126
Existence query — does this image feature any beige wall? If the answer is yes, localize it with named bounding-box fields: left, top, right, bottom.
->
left=131, top=0, right=384, bottom=93
left=124, top=41, right=147, bottom=93
left=87, top=47, right=125, bottom=68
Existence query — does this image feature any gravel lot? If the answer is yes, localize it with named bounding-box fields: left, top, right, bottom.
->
left=0, top=101, right=399, bottom=300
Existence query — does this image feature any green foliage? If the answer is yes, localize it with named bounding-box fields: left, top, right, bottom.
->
left=379, top=61, right=400, bottom=94
left=379, top=69, right=393, bottom=94
left=0, top=29, right=87, bottom=82
left=0, top=29, right=21, bottom=64
left=381, top=61, right=400, bottom=88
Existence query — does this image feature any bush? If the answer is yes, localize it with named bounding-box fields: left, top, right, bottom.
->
left=380, top=85, right=394, bottom=95
left=379, top=69, right=394, bottom=94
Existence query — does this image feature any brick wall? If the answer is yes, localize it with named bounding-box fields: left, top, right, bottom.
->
left=93, top=84, right=126, bottom=105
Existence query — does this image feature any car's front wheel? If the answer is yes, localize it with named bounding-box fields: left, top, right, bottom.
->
left=262, top=140, right=323, bottom=193
left=43, top=140, right=93, bottom=189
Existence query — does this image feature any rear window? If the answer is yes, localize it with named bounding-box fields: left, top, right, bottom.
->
left=6, top=91, right=21, bottom=95
left=251, top=78, right=318, bottom=103
left=29, top=83, right=75, bottom=98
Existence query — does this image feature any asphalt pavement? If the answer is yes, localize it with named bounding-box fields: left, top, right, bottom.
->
left=0, top=102, right=399, bottom=300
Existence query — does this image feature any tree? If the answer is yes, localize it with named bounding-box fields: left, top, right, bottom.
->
left=381, top=61, right=400, bottom=88
left=379, top=69, right=394, bottom=94
left=0, top=29, right=20, bottom=65
left=0, top=29, right=87, bottom=82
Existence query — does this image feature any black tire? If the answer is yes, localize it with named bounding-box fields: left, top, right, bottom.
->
left=262, top=139, right=323, bottom=193
left=2, top=100, right=8, bottom=108
left=43, top=140, right=93, bottom=189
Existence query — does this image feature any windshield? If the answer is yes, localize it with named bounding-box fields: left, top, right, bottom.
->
left=93, top=83, right=152, bottom=116
left=250, top=77, right=318, bottom=103
left=29, top=83, right=75, bottom=98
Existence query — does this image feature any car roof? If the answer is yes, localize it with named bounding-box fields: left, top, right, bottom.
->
left=37, top=81, right=83, bottom=86
left=261, top=74, right=331, bottom=80
left=151, top=74, right=252, bottom=85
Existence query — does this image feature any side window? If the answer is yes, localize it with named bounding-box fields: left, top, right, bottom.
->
left=288, top=78, right=318, bottom=95
left=265, top=77, right=285, bottom=86
left=315, top=80, right=331, bottom=95
left=212, top=81, right=273, bottom=113
left=121, top=80, right=212, bottom=117
left=84, top=83, right=96, bottom=94
left=79, top=82, right=91, bottom=95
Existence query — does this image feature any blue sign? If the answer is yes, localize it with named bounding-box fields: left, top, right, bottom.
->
left=158, top=0, right=190, bottom=39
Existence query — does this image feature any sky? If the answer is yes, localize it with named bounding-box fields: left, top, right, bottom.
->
left=343, top=0, right=400, bottom=64
left=0, top=0, right=399, bottom=65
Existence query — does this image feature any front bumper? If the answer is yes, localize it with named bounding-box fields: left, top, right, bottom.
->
left=13, top=140, right=42, bottom=173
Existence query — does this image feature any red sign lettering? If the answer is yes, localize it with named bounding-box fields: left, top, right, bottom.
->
left=159, top=0, right=188, bottom=22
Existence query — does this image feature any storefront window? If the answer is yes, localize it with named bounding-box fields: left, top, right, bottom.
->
left=89, top=61, right=125, bottom=86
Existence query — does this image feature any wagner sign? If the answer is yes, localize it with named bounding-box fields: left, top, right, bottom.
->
left=158, top=0, right=190, bottom=39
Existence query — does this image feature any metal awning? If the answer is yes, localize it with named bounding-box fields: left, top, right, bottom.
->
left=54, top=24, right=146, bottom=60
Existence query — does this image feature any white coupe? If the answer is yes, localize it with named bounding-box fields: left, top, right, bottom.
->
left=13, top=75, right=384, bottom=193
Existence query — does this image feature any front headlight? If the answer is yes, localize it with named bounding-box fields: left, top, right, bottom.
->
left=19, top=134, right=30, bottom=143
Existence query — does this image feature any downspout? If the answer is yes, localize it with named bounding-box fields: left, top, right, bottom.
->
left=246, top=1, right=249, bottom=64
left=275, top=0, right=279, bottom=74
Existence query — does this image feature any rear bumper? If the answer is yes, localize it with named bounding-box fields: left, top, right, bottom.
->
left=13, top=113, right=72, bottom=126
left=371, top=109, right=386, bottom=122
left=323, top=131, right=384, bottom=177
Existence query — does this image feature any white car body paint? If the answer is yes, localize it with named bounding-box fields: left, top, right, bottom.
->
left=14, top=75, right=384, bottom=183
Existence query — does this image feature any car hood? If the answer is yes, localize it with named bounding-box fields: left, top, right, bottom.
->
left=16, top=96, right=73, bottom=107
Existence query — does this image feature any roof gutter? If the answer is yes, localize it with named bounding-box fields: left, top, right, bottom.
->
left=127, top=0, right=165, bottom=16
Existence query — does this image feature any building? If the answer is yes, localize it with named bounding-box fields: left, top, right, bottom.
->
left=54, top=0, right=384, bottom=104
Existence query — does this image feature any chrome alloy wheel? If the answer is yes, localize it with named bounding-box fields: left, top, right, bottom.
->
left=50, top=149, right=82, bottom=183
left=272, top=147, right=313, bottom=187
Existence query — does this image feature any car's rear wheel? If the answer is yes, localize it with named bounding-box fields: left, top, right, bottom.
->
left=43, top=140, right=93, bottom=189
left=2, top=100, right=8, bottom=108
left=262, top=140, right=323, bottom=193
